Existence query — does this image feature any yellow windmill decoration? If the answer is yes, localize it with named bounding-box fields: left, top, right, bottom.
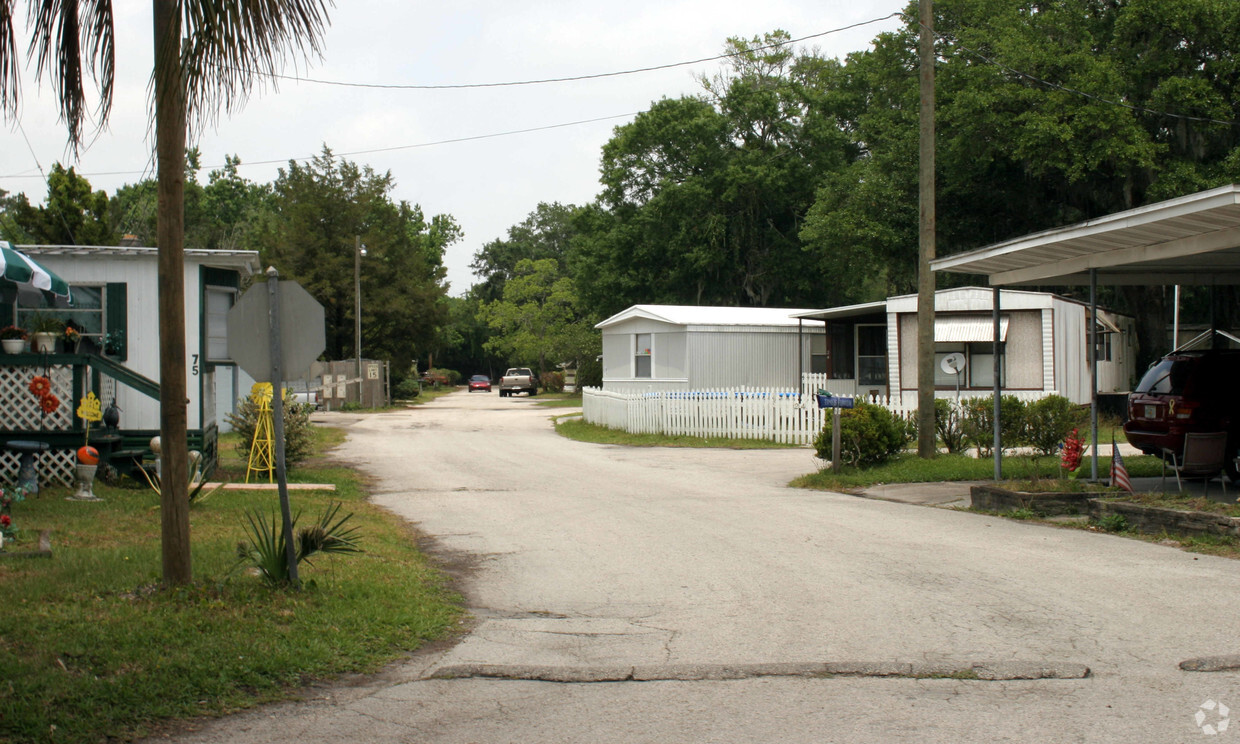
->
left=245, top=382, right=276, bottom=483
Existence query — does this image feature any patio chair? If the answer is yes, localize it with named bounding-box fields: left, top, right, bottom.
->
left=1160, top=431, right=1228, bottom=497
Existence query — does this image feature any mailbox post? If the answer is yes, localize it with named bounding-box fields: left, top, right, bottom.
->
left=816, top=391, right=855, bottom=474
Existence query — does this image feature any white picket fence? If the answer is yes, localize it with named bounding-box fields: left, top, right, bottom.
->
left=581, top=386, right=1057, bottom=446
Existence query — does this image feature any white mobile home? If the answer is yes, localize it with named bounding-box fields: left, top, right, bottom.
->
left=8, top=244, right=258, bottom=432
left=596, top=305, right=818, bottom=393
left=795, top=287, right=1137, bottom=406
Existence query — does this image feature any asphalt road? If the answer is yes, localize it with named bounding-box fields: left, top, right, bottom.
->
left=155, top=391, right=1240, bottom=743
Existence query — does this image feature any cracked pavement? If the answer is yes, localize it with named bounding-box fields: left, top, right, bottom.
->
left=149, top=392, right=1240, bottom=743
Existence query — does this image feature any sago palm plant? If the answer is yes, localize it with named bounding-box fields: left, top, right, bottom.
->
left=237, top=502, right=361, bottom=586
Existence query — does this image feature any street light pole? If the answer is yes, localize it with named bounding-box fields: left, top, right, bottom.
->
left=354, top=235, right=363, bottom=405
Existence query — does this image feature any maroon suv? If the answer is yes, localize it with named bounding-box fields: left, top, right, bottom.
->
left=1124, top=349, right=1240, bottom=480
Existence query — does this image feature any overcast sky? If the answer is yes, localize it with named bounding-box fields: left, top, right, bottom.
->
left=0, top=1, right=907, bottom=295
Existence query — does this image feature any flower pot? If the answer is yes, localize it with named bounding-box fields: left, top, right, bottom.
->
left=32, top=332, right=56, bottom=353
left=1, top=338, right=25, bottom=353
left=70, top=463, right=101, bottom=501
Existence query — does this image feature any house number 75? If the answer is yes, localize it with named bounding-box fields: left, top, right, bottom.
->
left=191, top=354, right=199, bottom=376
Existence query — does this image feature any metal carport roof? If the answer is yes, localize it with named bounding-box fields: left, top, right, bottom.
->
left=930, top=184, right=1240, bottom=286
left=927, top=184, right=1240, bottom=482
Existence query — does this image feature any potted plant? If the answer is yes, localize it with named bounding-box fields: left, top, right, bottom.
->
left=28, top=316, right=64, bottom=353
left=62, top=325, right=82, bottom=353
left=0, top=325, right=27, bottom=354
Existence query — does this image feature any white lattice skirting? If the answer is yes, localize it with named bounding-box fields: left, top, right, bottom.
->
left=1, top=363, right=83, bottom=489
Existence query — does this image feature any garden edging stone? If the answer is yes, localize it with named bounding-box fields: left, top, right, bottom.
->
left=970, top=484, right=1240, bottom=539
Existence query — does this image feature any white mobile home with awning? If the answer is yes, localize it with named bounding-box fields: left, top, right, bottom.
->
left=7, top=244, right=259, bottom=432
left=794, top=287, right=1136, bottom=406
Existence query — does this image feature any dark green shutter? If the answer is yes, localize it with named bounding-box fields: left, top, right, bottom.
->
left=106, top=283, right=127, bottom=361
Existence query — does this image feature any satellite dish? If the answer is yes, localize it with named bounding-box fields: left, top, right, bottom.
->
left=940, top=352, right=967, bottom=375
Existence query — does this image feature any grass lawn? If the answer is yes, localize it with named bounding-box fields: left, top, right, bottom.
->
left=0, top=426, right=461, bottom=743
left=534, top=393, right=584, bottom=408
left=554, top=416, right=799, bottom=449
left=791, top=451, right=1166, bottom=492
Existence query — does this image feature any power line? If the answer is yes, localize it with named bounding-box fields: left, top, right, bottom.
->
left=15, top=117, right=80, bottom=244
left=238, top=15, right=904, bottom=91
left=2, top=112, right=641, bottom=180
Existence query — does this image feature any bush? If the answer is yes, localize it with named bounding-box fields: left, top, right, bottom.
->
left=933, top=397, right=967, bottom=453
left=1024, top=395, right=1084, bottom=456
left=226, top=389, right=315, bottom=464
left=815, top=400, right=910, bottom=467
left=961, top=395, right=1027, bottom=457
left=540, top=371, right=565, bottom=393
left=420, top=368, right=459, bottom=387
left=576, top=355, right=603, bottom=389
left=394, top=378, right=422, bottom=399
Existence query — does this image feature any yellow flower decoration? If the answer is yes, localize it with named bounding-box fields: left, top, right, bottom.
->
left=77, top=391, right=103, bottom=423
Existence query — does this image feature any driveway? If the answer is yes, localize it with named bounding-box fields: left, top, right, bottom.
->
left=157, top=392, right=1240, bottom=743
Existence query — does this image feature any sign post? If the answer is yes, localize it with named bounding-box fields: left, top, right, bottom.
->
left=266, top=269, right=298, bottom=586
left=816, top=391, right=856, bottom=474
left=227, top=271, right=326, bottom=588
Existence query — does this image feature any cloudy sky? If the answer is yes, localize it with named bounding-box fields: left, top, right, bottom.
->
left=0, top=1, right=908, bottom=295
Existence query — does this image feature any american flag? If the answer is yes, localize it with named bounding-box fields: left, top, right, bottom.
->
left=1110, top=437, right=1133, bottom=493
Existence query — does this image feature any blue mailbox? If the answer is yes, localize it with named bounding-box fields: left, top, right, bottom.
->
left=816, top=391, right=855, bottom=409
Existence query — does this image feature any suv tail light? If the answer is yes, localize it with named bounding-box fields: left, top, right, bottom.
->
left=1172, top=399, right=1199, bottom=420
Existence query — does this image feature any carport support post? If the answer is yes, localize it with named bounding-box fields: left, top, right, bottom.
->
left=797, top=319, right=804, bottom=393
left=267, top=267, right=299, bottom=588
left=1090, top=269, right=1099, bottom=482
left=993, top=286, right=1001, bottom=481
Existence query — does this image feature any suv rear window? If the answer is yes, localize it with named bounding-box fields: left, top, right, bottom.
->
left=1134, top=358, right=1196, bottom=395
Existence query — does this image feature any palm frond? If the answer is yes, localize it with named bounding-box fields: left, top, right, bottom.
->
left=181, top=0, right=332, bottom=133
left=296, top=501, right=361, bottom=563
left=238, top=507, right=291, bottom=584
left=0, top=1, right=19, bottom=117
left=27, top=0, right=115, bottom=151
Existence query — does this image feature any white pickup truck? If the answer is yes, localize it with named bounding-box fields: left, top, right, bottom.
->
left=499, top=368, right=538, bottom=397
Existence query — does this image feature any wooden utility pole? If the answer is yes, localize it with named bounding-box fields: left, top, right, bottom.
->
left=916, top=0, right=938, bottom=458
left=154, top=0, right=192, bottom=585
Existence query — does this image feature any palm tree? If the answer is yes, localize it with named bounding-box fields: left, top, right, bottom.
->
left=0, top=1, right=332, bottom=585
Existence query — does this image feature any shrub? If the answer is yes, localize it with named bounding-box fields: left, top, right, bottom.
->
left=394, top=378, right=422, bottom=399
left=426, top=368, right=461, bottom=386
left=815, top=400, right=910, bottom=467
left=1024, top=395, right=1084, bottom=456
left=961, top=395, right=1027, bottom=457
left=933, top=397, right=967, bottom=453
left=226, top=389, right=315, bottom=463
left=540, top=371, right=565, bottom=393
left=576, top=355, right=603, bottom=389
left=235, top=502, right=362, bottom=586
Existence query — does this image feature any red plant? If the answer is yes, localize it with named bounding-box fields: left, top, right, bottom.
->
left=28, top=376, right=51, bottom=398
left=1, top=514, right=10, bottom=527
left=1061, top=428, right=1084, bottom=473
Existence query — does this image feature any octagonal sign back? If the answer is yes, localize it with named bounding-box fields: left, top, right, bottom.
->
left=226, top=280, right=326, bottom=380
